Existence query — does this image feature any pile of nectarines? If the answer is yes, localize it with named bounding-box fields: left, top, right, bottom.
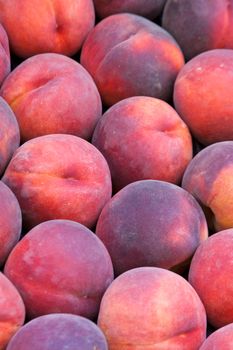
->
left=0, top=0, right=233, bottom=349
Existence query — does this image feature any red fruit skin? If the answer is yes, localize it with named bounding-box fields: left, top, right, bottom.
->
left=93, top=0, right=166, bottom=20
left=81, top=13, right=184, bottom=106
left=0, top=181, right=21, bottom=267
left=0, top=272, right=25, bottom=350
left=6, top=314, right=108, bottom=350
left=4, top=219, right=114, bottom=320
left=0, top=53, right=102, bottom=143
left=163, top=0, right=233, bottom=60
left=92, top=96, right=192, bottom=192
left=0, top=0, right=95, bottom=58
left=98, top=267, right=207, bottom=350
left=182, top=141, right=233, bottom=232
left=96, top=180, right=208, bottom=276
left=0, top=23, right=10, bottom=85
left=0, top=97, right=19, bottom=176
left=199, top=324, right=233, bottom=350
left=2, top=134, right=112, bottom=230
left=174, top=49, right=233, bottom=145
left=189, top=229, right=233, bottom=329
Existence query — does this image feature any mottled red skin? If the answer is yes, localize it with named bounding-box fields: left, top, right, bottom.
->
left=0, top=272, right=25, bottom=350
left=0, top=0, right=95, bottom=58
left=0, top=181, right=21, bottom=267
left=0, top=23, right=10, bottom=85
left=93, top=0, right=166, bottom=20
left=189, top=229, right=233, bottom=328
left=2, top=134, right=112, bottom=230
left=98, top=267, right=207, bottom=350
left=0, top=53, right=102, bottom=143
left=92, top=96, right=192, bottom=192
left=4, top=220, right=114, bottom=320
left=174, top=49, right=233, bottom=145
left=182, top=141, right=233, bottom=232
left=0, top=97, right=20, bottom=176
left=162, top=0, right=233, bottom=60
left=81, top=13, right=184, bottom=107
left=199, top=324, right=233, bottom=350
left=96, top=180, right=208, bottom=276
left=6, top=314, right=108, bottom=350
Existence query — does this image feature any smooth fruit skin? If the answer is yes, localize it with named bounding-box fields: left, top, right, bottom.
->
left=0, top=53, right=102, bottom=142
left=0, top=181, right=21, bottom=267
left=189, top=229, right=233, bottom=329
left=199, top=323, right=233, bottom=350
left=92, top=96, right=192, bottom=192
left=182, top=141, right=233, bottom=232
left=0, top=97, right=20, bottom=176
left=0, top=23, right=10, bottom=85
left=0, top=0, right=95, bottom=58
left=2, top=134, right=112, bottom=230
left=96, top=180, right=208, bottom=276
left=0, top=272, right=25, bottom=350
left=93, top=0, right=166, bottom=20
left=98, top=267, right=207, bottom=350
left=174, top=49, right=233, bottom=145
left=6, top=314, right=108, bottom=350
left=4, top=220, right=114, bottom=320
left=163, top=0, right=233, bottom=60
left=81, top=13, right=184, bottom=106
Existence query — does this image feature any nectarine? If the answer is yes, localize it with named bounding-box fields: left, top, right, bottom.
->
left=6, top=314, right=108, bottom=350
left=0, top=0, right=95, bottom=58
left=4, top=220, right=114, bottom=320
left=92, top=96, right=192, bottom=192
left=81, top=13, right=184, bottom=106
left=2, top=134, right=112, bottom=230
left=174, top=49, right=233, bottom=145
left=0, top=53, right=102, bottom=142
left=96, top=180, right=208, bottom=275
left=98, top=267, right=207, bottom=349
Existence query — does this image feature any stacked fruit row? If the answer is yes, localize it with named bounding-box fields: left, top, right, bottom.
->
left=0, top=1, right=233, bottom=349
